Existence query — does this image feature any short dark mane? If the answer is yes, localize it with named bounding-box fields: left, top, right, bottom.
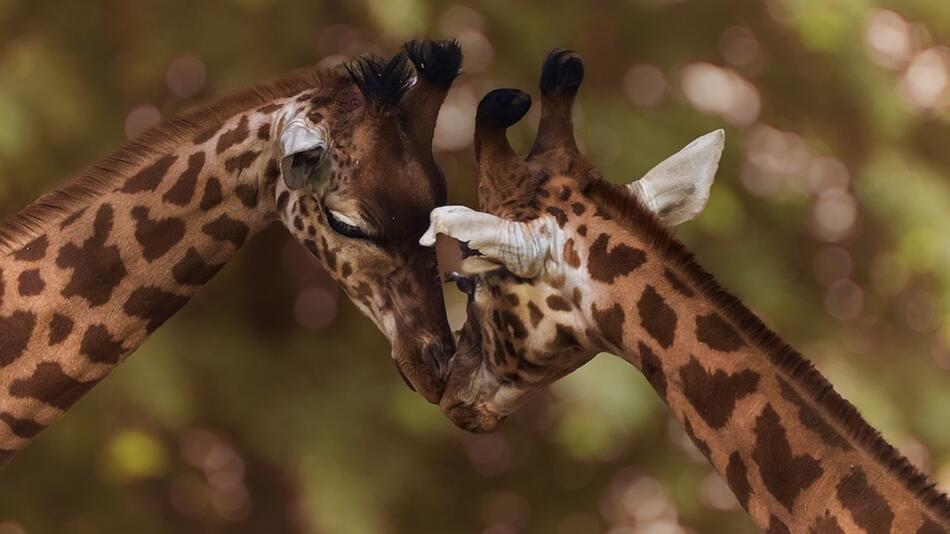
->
left=0, top=63, right=341, bottom=255
left=344, top=54, right=413, bottom=111
left=583, top=176, right=950, bottom=522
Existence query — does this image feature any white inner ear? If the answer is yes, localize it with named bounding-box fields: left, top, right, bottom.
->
left=627, top=129, right=725, bottom=226
left=279, top=116, right=328, bottom=190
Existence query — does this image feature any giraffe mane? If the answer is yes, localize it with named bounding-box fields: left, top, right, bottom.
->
left=0, top=64, right=342, bottom=255
left=582, top=175, right=950, bottom=522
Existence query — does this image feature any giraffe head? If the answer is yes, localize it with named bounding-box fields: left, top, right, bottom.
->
left=422, top=50, right=725, bottom=430
left=275, top=41, right=462, bottom=402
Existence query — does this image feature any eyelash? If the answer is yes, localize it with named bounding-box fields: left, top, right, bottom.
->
left=324, top=207, right=371, bottom=240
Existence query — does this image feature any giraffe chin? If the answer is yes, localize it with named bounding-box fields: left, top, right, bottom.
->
left=440, top=399, right=505, bottom=434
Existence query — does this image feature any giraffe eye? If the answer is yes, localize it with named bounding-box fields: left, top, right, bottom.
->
left=324, top=206, right=372, bottom=240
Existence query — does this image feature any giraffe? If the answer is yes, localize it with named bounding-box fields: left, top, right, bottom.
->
left=422, top=50, right=950, bottom=532
left=0, top=40, right=462, bottom=467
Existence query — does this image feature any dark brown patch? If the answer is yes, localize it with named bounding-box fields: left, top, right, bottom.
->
left=0, top=412, right=44, bottom=439
left=546, top=295, right=572, bottom=311
left=766, top=516, right=791, bottom=534
left=17, top=269, right=44, bottom=296
left=587, top=233, right=646, bottom=284
left=172, top=247, right=225, bottom=286
left=576, top=224, right=587, bottom=237
left=753, top=404, right=823, bottom=511
left=570, top=202, right=586, bottom=216
left=696, top=312, right=745, bottom=352
left=0, top=311, right=36, bottom=367
left=263, top=158, right=280, bottom=186
left=558, top=186, right=572, bottom=201
left=235, top=184, right=259, bottom=208
left=276, top=191, right=290, bottom=213
left=9, top=361, right=98, bottom=410
left=501, top=311, right=528, bottom=339
left=256, top=123, right=271, bottom=140
left=572, top=287, right=582, bottom=308
left=637, top=341, right=666, bottom=399
left=57, top=204, right=127, bottom=306
left=340, top=262, right=352, bottom=278
left=726, top=452, right=752, bottom=510
left=123, top=286, right=190, bottom=333
left=682, top=418, right=711, bottom=458
left=527, top=301, right=544, bottom=328
left=679, top=357, right=759, bottom=429
left=836, top=468, right=894, bottom=534
left=199, top=177, right=224, bottom=211
left=592, top=302, right=624, bottom=351
left=777, top=377, right=852, bottom=451
left=48, top=314, right=74, bottom=346
left=546, top=206, right=568, bottom=227
left=916, top=519, right=946, bottom=534
left=216, top=115, right=250, bottom=154
left=192, top=123, right=222, bottom=144
left=80, top=324, right=125, bottom=364
left=131, top=206, right=186, bottom=262
left=563, top=238, right=582, bottom=269
left=121, top=154, right=178, bottom=193
left=202, top=215, right=249, bottom=247
left=810, top=513, right=845, bottom=534
left=13, top=235, right=48, bottom=262
left=163, top=152, right=205, bottom=206
left=224, top=150, right=261, bottom=174
left=637, top=285, right=677, bottom=348
left=663, top=268, right=694, bottom=297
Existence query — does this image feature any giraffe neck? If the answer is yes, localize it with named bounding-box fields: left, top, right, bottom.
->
left=0, top=104, right=287, bottom=464
left=551, top=178, right=950, bottom=532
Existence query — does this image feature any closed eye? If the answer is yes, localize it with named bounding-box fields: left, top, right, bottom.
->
left=325, top=206, right=373, bottom=241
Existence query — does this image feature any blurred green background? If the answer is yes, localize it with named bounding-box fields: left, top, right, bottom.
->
left=0, top=0, right=949, bottom=532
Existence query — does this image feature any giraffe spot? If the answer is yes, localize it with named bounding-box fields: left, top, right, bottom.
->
left=172, top=247, right=225, bottom=286
left=80, top=324, right=125, bottom=364
left=637, top=285, right=677, bottom=348
left=679, top=357, right=759, bottom=429
left=57, top=204, right=127, bottom=307
left=340, top=262, right=352, bottom=278
left=123, top=286, right=190, bottom=333
left=0, top=412, right=44, bottom=439
left=257, top=123, right=271, bottom=140
left=835, top=468, right=894, bottom=534
left=766, top=516, right=791, bottom=534
left=637, top=341, right=666, bottom=399
left=917, top=519, right=946, bottom=534
left=501, top=311, right=528, bottom=339
left=726, top=452, right=752, bottom=510
left=293, top=216, right=304, bottom=231
left=131, top=206, right=186, bottom=262
left=563, top=238, right=582, bottom=269
left=558, top=186, right=572, bottom=201
left=527, top=301, right=544, bottom=328
left=753, top=404, right=823, bottom=511
left=263, top=158, right=280, bottom=186
left=777, top=377, right=852, bottom=451
left=17, top=269, right=44, bottom=296
left=216, top=115, right=250, bottom=153
left=235, top=184, right=259, bottom=208
left=0, top=311, right=36, bottom=367
left=550, top=324, right=580, bottom=351
left=163, top=152, right=205, bottom=206
left=224, top=150, right=261, bottom=174
left=546, top=206, right=568, bottom=227
left=546, top=295, right=572, bottom=311
left=199, top=177, right=223, bottom=211
left=202, top=215, right=249, bottom=247
left=594, top=205, right=613, bottom=220
left=592, top=302, right=625, bottom=351
left=663, top=268, right=694, bottom=297
left=587, top=233, right=646, bottom=284
left=48, top=314, right=74, bottom=346
left=570, top=202, right=586, bottom=216
left=696, top=312, right=745, bottom=352
left=682, top=418, right=711, bottom=459
left=60, top=208, right=86, bottom=229
left=321, top=237, right=337, bottom=271
left=576, top=224, right=587, bottom=237
left=9, top=361, right=98, bottom=410
left=13, top=235, right=48, bottom=262
left=572, top=288, right=582, bottom=308
left=276, top=191, right=290, bottom=213
left=121, top=154, right=178, bottom=193
left=810, top=513, right=845, bottom=534
left=192, top=123, right=222, bottom=144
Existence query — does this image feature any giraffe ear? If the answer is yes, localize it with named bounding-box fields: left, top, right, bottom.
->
left=627, top=129, right=724, bottom=226
left=279, top=121, right=329, bottom=190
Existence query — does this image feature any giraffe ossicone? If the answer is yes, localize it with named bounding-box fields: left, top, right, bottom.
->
left=427, top=48, right=950, bottom=532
